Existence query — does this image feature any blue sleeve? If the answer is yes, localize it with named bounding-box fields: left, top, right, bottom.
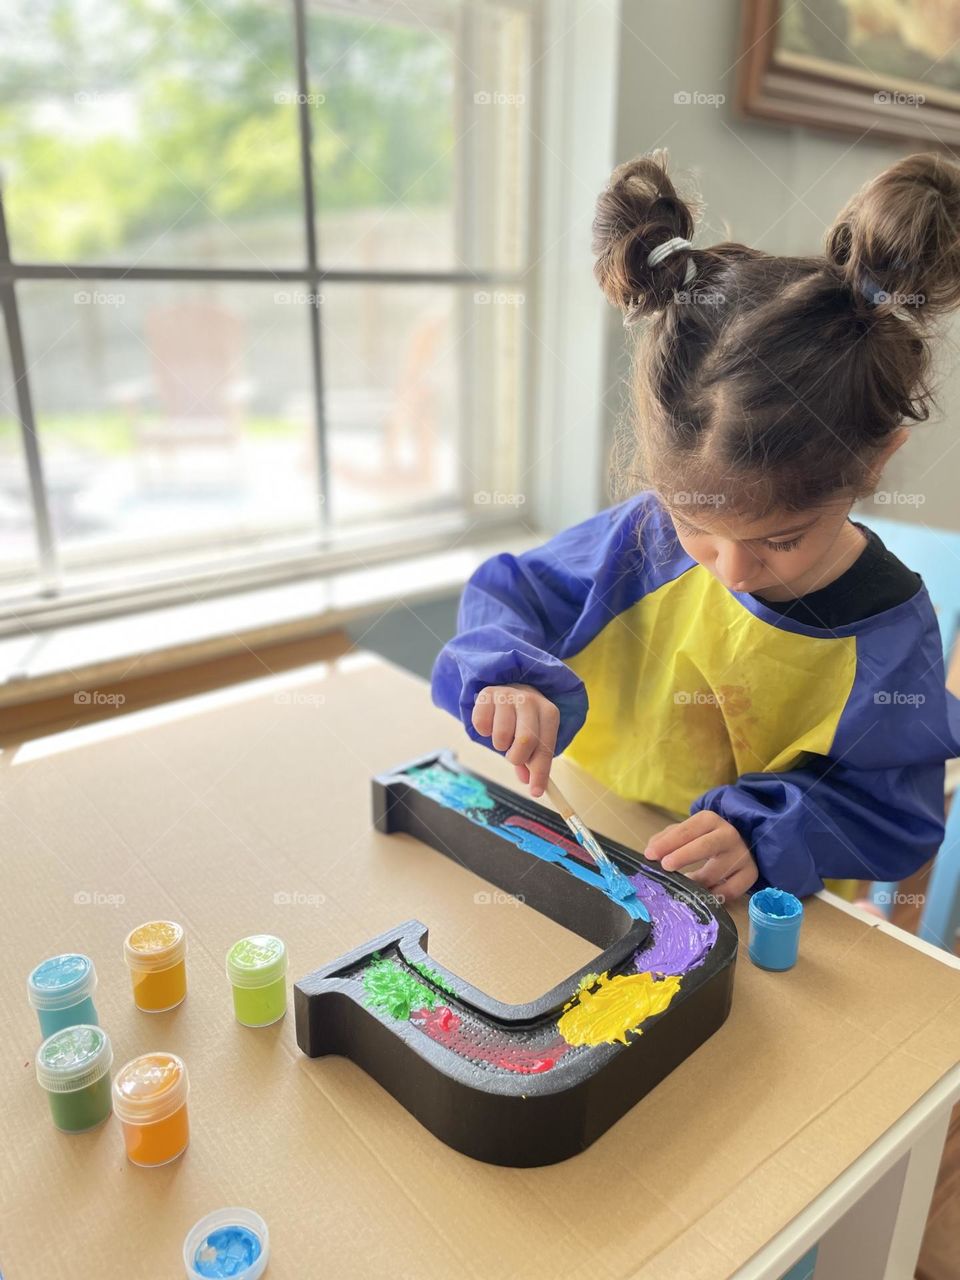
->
left=690, top=757, right=947, bottom=897
left=430, top=492, right=682, bottom=755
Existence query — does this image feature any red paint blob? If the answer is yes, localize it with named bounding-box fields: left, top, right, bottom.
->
left=503, top=816, right=592, bottom=863
left=413, top=1004, right=569, bottom=1074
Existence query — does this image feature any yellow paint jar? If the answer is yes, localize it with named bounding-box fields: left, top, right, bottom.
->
left=123, top=921, right=187, bottom=1013
left=112, top=1051, right=190, bottom=1167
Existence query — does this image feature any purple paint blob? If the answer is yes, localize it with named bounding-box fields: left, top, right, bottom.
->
left=628, top=871, right=718, bottom=977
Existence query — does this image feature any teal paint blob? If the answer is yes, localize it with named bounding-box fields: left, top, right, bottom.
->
left=193, top=1225, right=262, bottom=1277
left=406, top=763, right=496, bottom=814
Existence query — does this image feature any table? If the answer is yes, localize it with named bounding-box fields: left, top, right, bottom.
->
left=2, top=652, right=959, bottom=1279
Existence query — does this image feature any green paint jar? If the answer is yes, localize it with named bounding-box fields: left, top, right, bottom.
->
left=225, top=935, right=287, bottom=1027
left=36, top=1024, right=113, bottom=1133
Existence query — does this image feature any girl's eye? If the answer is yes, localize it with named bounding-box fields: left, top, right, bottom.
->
left=763, top=537, right=803, bottom=552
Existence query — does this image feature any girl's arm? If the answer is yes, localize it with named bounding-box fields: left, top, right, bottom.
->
left=689, top=757, right=948, bottom=897
left=430, top=493, right=663, bottom=758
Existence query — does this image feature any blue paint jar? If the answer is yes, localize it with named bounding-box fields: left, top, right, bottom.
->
left=183, top=1207, right=270, bottom=1279
left=27, top=954, right=99, bottom=1038
left=748, top=888, right=804, bottom=971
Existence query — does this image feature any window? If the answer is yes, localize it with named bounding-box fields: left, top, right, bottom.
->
left=0, top=0, right=537, bottom=622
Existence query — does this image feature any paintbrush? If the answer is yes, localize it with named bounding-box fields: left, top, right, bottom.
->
left=544, top=778, right=637, bottom=902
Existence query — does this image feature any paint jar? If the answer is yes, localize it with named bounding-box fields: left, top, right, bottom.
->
left=183, top=1207, right=270, bottom=1280
left=27, top=953, right=99, bottom=1038
left=35, top=1024, right=113, bottom=1134
left=124, top=920, right=187, bottom=1012
left=112, top=1051, right=190, bottom=1166
left=225, top=934, right=287, bottom=1027
left=748, top=887, right=804, bottom=971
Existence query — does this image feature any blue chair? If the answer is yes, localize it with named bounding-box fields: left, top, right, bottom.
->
left=860, top=515, right=960, bottom=949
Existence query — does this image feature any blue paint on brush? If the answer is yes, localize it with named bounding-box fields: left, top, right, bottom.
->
left=571, top=828, right=646, bottom=913
left=491, top=823, right=650, bottom=921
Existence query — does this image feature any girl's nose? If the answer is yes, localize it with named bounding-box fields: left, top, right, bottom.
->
left=716, top=543, right=757, bottom=589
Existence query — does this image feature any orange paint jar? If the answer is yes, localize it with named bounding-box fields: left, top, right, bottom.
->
left=112, top=1051, right=190, bottom=1166
left=123, top=921, right=187, bottom=1012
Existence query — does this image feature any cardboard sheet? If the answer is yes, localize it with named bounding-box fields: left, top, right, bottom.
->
left=3, top=652, right=960, bottom=1278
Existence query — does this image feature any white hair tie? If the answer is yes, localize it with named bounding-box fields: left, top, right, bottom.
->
left=623, top=237, right=696, bottom=327
left=647, top=236, right=696, bottom=283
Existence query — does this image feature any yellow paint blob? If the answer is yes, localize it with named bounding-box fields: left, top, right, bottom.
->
left=557, top=970, right=682, bottom=1046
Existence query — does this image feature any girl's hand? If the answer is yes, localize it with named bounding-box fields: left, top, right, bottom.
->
left=644, top=811, right=759, bottom=902
left=472, top=684, right=560, bottom=798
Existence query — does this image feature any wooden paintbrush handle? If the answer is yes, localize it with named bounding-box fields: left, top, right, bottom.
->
left=544, top=777, right=575, bottom=822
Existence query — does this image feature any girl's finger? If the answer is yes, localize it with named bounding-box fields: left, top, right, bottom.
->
left=471, top=689, right=497, bottom=738
left=526, top=743, right=554, bottom=798
left=504, top=693, right=541, bottom=766
left=706, top=864, right=757, bottom=904
left=514, top=762, right=531, bottom=785
left=645, top=810, right=720, bottom=860
left=660, top=828, right=731, bottom=872
left=491, top=699, right=518, bottom=753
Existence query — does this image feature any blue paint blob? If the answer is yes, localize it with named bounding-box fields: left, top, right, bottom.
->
left=193, top=1226, right=262, bottom=1277
left=572, top=828, right=644, bottom=910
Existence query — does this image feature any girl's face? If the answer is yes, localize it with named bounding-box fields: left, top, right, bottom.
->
left=665, top=498, right=860, bottom=599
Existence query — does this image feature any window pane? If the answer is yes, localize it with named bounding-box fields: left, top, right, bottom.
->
left=17, top=281, right=321, bottom=588
left=323, top=282, right=526, bottom=526
left=306, top=0, right=532, bottom=272
left=1, top=0, right=305, bottom=267
left=0, top=310, right=40, bottom=600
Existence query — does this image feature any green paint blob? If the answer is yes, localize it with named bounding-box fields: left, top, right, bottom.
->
left=362, top=956, right=446, bottom=1020
left=412, top=960, right=456, bottom=996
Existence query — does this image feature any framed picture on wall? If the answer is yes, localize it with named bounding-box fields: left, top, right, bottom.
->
left=736, top=0, right=960, bottom=151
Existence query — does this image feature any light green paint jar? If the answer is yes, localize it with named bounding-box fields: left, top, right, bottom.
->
left=225, top=935, right=287, bottom=1027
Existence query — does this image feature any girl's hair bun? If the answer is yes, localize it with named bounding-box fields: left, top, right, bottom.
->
left=592, top=149, right=701, bottom=320
left=825, top=151, right=960, bottom=321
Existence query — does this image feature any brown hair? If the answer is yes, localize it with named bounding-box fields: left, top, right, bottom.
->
left=592, top=148, right=960, bottom=519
